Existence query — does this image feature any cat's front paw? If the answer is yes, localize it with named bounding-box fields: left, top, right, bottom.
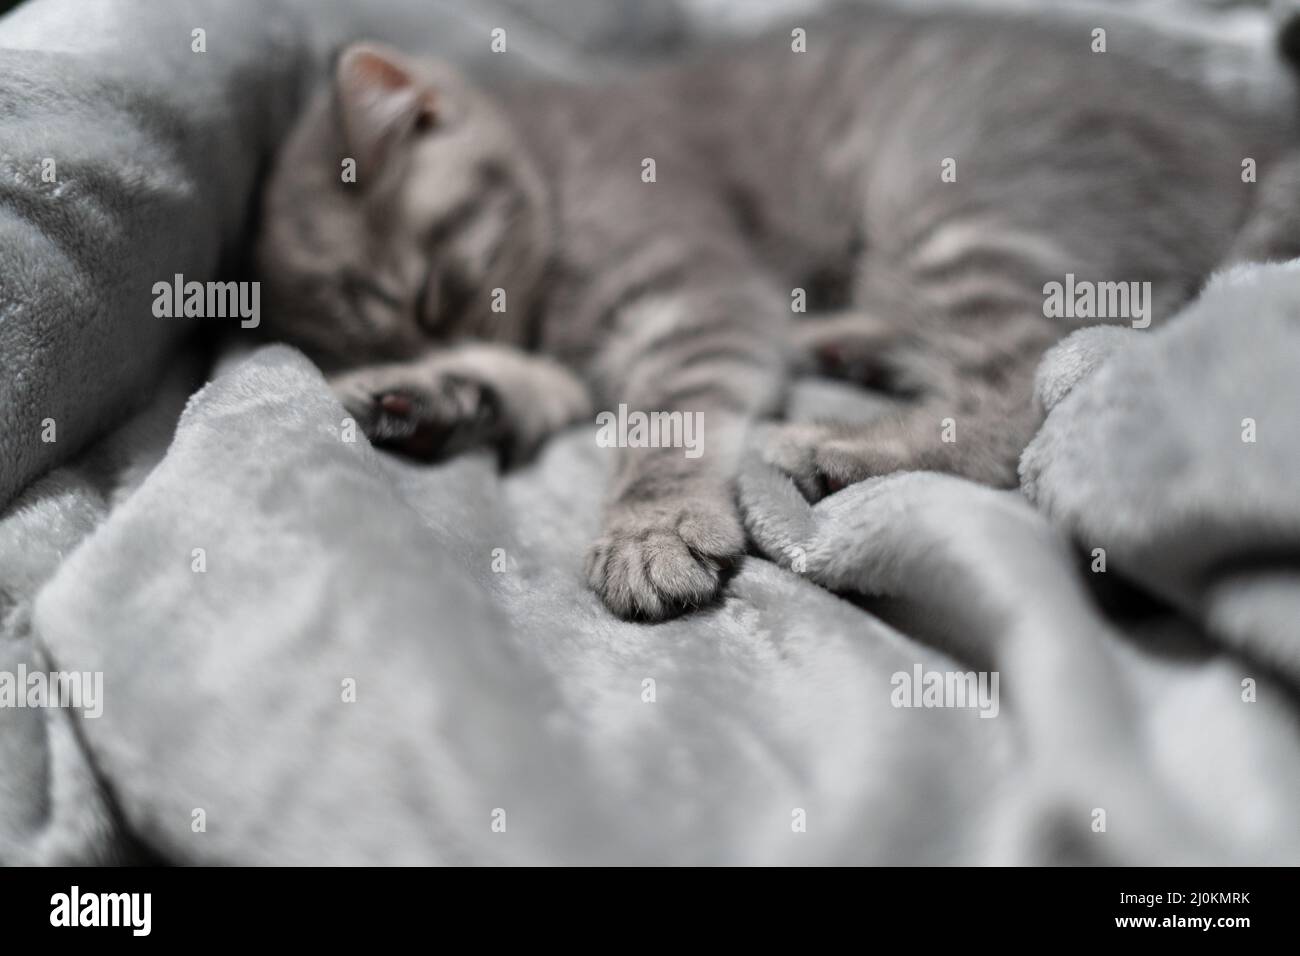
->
left=333, top=368, right=500, bottom=461
left=586, top=495, right=744, bottom=620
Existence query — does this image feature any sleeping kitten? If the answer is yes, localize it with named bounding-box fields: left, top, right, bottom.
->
left=255, top=5, right=1298, bottom=620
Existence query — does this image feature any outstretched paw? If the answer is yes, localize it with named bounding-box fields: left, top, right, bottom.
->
left=334, top=368, right=500, bottom=461
left=586, top=495, right=744, bottom=620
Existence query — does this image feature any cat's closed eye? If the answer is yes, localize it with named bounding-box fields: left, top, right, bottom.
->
left=414, top=263, right=437, bottom=333
left=341, top=272, right=403, bottom=315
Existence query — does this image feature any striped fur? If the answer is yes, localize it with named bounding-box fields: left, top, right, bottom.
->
left=255, top=7, right=1300, bottom=619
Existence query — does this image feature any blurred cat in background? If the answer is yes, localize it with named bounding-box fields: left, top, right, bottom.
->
left=255, top=4, right=1300, bottom=620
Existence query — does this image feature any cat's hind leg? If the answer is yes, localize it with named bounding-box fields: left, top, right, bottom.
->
left=791, top=310, right=968, bottom=399
left=770, top=307, right=1058, bottom=499
left=1221, top=151, right=1300, bottom=267
left=764, top=379, right=1041, bottom=500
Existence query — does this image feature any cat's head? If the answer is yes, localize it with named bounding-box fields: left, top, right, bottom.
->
left=255, top=43, right=550, bottom=368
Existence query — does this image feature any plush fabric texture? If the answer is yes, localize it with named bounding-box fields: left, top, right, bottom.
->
left=2, top=0, right=1299, bottom=865
left=1022, top=262, right=1300, bottom=685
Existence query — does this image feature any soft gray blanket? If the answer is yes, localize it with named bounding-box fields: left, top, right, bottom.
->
left=2, top=0, right=1299, bottom=865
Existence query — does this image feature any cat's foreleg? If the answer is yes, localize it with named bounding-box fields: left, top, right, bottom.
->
left=329, top=343, right=591, bottom=465
left=585, top=285, right=787, bottom=620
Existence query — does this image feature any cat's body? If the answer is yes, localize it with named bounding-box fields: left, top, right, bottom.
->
left=256, top=4, right=1300, bottom=619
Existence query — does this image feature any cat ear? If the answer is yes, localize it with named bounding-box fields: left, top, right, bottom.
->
left=335, top=43, right=439, bottom=184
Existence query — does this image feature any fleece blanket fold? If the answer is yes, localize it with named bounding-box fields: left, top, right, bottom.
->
left=2, top=0, right=1299, bottom=865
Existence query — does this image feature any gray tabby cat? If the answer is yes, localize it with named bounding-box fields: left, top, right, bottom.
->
left=255, top=4, right=1299, bottom=620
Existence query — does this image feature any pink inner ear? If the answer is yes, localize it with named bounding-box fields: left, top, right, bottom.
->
left=335, top=45, right=431, bottom=180
left=340, top=46, right=413, bottom=95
